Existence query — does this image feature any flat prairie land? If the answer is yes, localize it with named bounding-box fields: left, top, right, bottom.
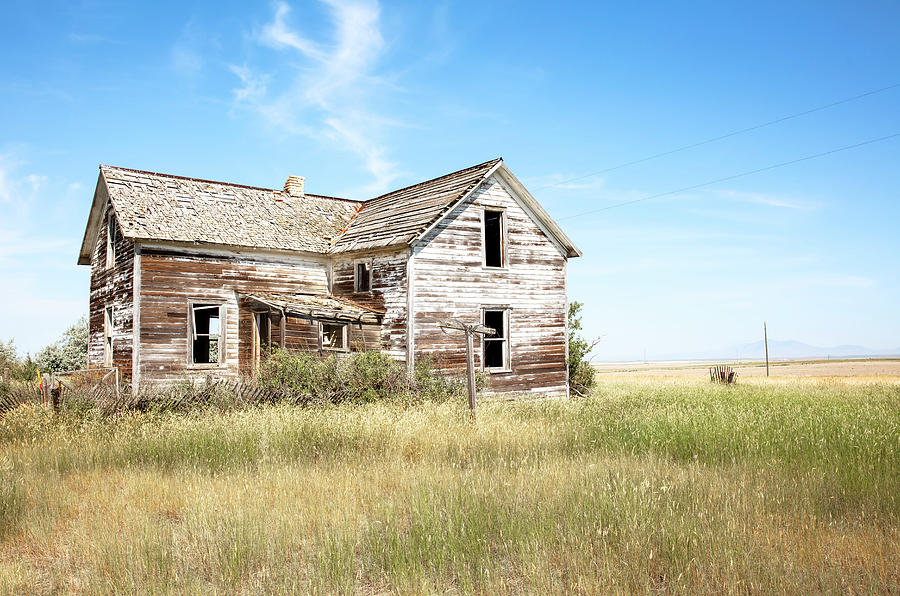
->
left=1, top=378, right=898, bottom=594
left=595, top=357, right=900, bottom=380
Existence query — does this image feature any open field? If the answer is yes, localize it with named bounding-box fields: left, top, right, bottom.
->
left=1, top=378, right=899, bottom=594
left=594, top=357, right=900, bottom=380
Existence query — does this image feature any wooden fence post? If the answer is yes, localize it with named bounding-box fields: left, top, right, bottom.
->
left=50, top=374, right=60, bottom=412
left=438, top=318, right=495, bottom=422
left=465, top=329, right=476, bottom=420
left=41, top=373, right=50, bottom=405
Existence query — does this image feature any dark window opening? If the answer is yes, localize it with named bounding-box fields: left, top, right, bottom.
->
left=104, top=306, right=113, bottom=366
left=355, top=261, right=371, bottom=292
left=257, top=312, right=272, bottom=351
left=106, top=214, right=115, bottom=269
left=483, top=309, right=507, bottom=369
left=322, top=323, right=347, bottom=350
left=484, top=210, right=503, bottom=267
left=192, top=304, right=221, bottom=364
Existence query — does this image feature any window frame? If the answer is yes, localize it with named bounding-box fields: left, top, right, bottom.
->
left=481, top=208, right=507, bottom=269
left=105, top=213, right=116, bottom=270
left=353, top=259, right=373, bottom=293
left=187, top=301, right=226, bottom=368
left=320, top=321, right=349, bottom=352
left=103, top=305, right=114, bottom=367
left=481, top=307, right=511, bottom=372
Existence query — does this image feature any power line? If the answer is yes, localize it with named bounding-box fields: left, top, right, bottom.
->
left=557, top=132, right=900, bottom=220
left=538, top=82, right=900, bottom=190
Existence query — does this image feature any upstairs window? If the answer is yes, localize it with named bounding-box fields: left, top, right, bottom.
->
left=482, top=309, right=509, bottom=370
left=103, top=306, right=114, bottom=366
left=191, top=304, right=222, bottom=364
left=355, top=261, right=371, bottom=292
left=321, top=323, right=348, bottom=351
left=483, top=209, right=505, bottom=268
left=105, top=214, right=115, bottom=269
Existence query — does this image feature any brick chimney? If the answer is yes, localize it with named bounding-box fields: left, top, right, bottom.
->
left=283, top=175, right=305, bottom=198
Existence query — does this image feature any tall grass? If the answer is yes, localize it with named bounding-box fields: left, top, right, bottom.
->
left=0, top=378, right=898, bottom=593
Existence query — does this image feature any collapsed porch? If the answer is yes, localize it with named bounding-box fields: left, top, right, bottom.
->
left=237, top=292, right=385, bottom=376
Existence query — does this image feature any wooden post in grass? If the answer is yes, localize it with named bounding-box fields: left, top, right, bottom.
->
left=465, top=330, right=476, bottom=416
left=764, top=321, right=770, bottom=377
left=439, top=319, right=495, bottom=420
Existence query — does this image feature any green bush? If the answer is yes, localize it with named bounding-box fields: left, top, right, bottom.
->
left=568, top=301, right=596, bottom=396
left=34, top=316, right=88, bottom=373
left=0, top=340, right=38, bottom=382
left=257, top=349, right=468, bottom=404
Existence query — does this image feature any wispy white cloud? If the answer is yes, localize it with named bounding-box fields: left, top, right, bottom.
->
left=259, top=2, right=328, bottom=59
left=229, top=65, right=269, bottom=104
left=170, top=21, right=213, bottom=79
left=67, top=32, right=108, bottom=44
left=525, top=172, right=608, bottom=191
left=230, top=0, right=400, bottom=193
left=0, top=152, right=46, bottom=213
left=0, top=150, right=87, bottom=353
left=171, top=44, right=204, bottom=78
left=716, top=189, right=811, bottom=210
left=0, top=228, right=70, bottom=267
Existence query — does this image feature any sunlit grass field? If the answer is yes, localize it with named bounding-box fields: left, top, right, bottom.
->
left=1, top=378, right=898, bottom=594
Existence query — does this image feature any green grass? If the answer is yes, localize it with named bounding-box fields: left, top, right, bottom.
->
left=1, top=378, right=898, bottom=594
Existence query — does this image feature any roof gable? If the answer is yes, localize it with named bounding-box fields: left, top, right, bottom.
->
left=490, top=164, right=582, bottom=259
left=328, top=158, right=502, bottom=253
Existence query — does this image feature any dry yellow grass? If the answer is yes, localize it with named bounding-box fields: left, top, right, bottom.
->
left=1, top=377, right=898, bottom=594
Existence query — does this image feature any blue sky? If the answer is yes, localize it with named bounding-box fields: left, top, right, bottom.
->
left=1, top=1, right=898, bottom=360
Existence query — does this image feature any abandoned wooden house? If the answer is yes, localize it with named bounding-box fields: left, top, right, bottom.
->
left=77, top=158, right=582, bottom=395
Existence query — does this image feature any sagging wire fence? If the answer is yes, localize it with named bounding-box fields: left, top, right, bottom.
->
left=1, top=368, right=326, bottom=415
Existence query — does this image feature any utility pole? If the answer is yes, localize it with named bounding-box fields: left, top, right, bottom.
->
left=439, top=319, right=495, bottom=420
left=764, top=321, right=770, bottom=377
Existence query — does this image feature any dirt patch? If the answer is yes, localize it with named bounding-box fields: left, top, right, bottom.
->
left=594, top=358, right=900, bottom=380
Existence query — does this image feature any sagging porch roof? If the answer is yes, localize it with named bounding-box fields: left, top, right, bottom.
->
left=242, top=292, right=384, bottom=325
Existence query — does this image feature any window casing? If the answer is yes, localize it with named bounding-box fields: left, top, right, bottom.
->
left=103, top=306, right=113, bottom=366
left=321, top=322, right=348, bottom=352
left=354, top=260, right=372, bottom=293
left=483, top=209, right=505, bottom=268
left=190, top=303, right=224, bottom=365
left=482, top=308, right=509, bottom=371
left=105, top=214, right=115, bottom=269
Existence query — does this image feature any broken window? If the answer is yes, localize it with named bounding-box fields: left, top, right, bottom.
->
left=483, top=210, right=504, bottom=268
left=483, top=309, right=508, bottom=369
left=191, top=304, right=222, bottom=364
left=104, top=306, right=113, bottom=366
left=321, top=323, right=347, bottom=351
left=105, top=214, right=115, bottom=269
left=355, top=261, right=371, bottom=292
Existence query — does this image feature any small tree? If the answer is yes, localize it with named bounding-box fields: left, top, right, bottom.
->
left=0, top=340, right=37, bottom=381
left=34, top=316, right=89, bottom=373
left=568, top=301, right=598, bottom=396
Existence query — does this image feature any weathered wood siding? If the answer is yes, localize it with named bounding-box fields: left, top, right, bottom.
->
left=138, top=249, right=329, bottom=383
left=411, top=176, right=568, bottom=394
left=87, top=201, right=134, bottom=378
left=331, top=249, right=409, bottom=360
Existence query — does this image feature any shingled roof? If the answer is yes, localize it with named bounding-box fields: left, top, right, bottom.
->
left=79, top=157, right=580, bottom=264
left=328, top=158, right=502, bottom=253
left=78, top=166, right=361, bottom=263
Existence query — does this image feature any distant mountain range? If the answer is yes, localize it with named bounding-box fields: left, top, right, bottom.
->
left=659, top=340, right=900, bottom=362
